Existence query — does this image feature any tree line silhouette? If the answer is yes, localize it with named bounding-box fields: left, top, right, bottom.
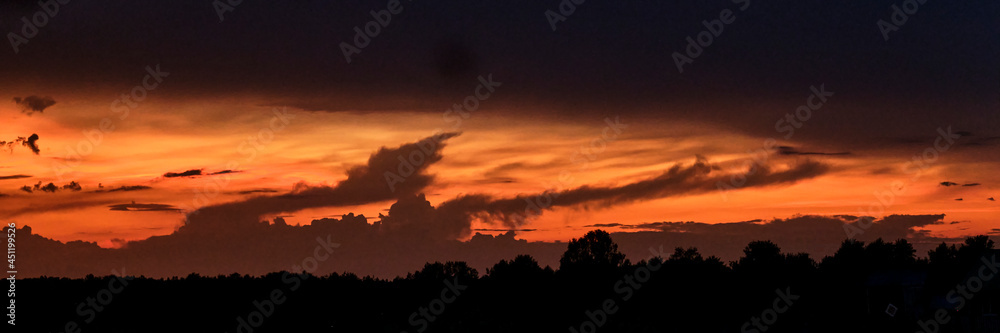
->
left=17, top=230, right=1000, bottom=332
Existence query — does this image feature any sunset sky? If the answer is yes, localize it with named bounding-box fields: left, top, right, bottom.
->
left=1, top=1, right=998, bottom=276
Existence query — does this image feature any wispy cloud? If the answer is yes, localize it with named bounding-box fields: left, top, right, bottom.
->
left=109, top=203, right=181, bottom=212
left=163, top=169, right=203, bottom=178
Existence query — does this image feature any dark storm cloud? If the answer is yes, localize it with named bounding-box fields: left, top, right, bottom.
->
left=180, top=132, right=461, bottom=234
left=208, top=170, right=240, bottom=175
left=0, top=1, right=995, bottom=145
left=15, top=213, right=973, bottom=279
left=962, top=183, right=981, bottom=187
left=12, top=96, right=56, bottom=115
left=940, top=181, right=959, bottom=186
left=0, top=174, right=31, bottom=180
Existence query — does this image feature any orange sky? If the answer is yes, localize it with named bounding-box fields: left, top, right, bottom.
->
left=2, top=94, right=996, bottom=248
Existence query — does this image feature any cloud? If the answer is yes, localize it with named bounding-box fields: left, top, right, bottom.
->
left=0, top=134, right=40, bottom=155
left=329, top=156, right=830, bottom=242
left=12, top=96, right=56, bottom=115
left=473, top=228, right=537, bottom=232
left=429, top=157, right=831, bottom=234
left=0, top=174, right=31, bottom=180
left=109, top=238, right=129, bottom=249
left=162, top=169, right=242, bottom=178
left=22, top=134, right=39, bottom=154
left=237, top=189, right=279, bottom=195
left=163, top=169, right=203, bottom=178
left=39, top=182, right=57, bottom=193
left=584, top=223, right=626, bottom=228
left=940, top=182, right=981, bottom=187
left=20, top=181, right=82, bottom=193
left=0, top=1, right=992, bottom=155
left=961, top=135, right=1000, bottom=147
left=777, top=146, right=850, bottom=156
left=13, top=213, right=971, bottom=279
left=97, top=185, right=153, bottom=192
left=108, top=203, right=181, bottom=212
left=5, top=198, right=119, bottom=218
left=62, top=181, right=82, bottom=191
left=179, top=132, right=461, bottom=234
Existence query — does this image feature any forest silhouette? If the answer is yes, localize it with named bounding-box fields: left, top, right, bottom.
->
left=18, top=230, right=1000, bottom=332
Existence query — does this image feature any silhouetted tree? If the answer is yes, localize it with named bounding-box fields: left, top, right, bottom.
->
left=958, top=234, right=994, bottom=261
left=487, top=254, right=550, bottom=280
left=406, top=261, right=479, bottom=281
left=668, top=246, right=702, bottom=262
left=927, top=242, right=958, bottom=266
left=19, top=233, right=1000, bottom=333
left=558, top=229, right=627, bottom=272
left=731, top=240, right=784, bottom=271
